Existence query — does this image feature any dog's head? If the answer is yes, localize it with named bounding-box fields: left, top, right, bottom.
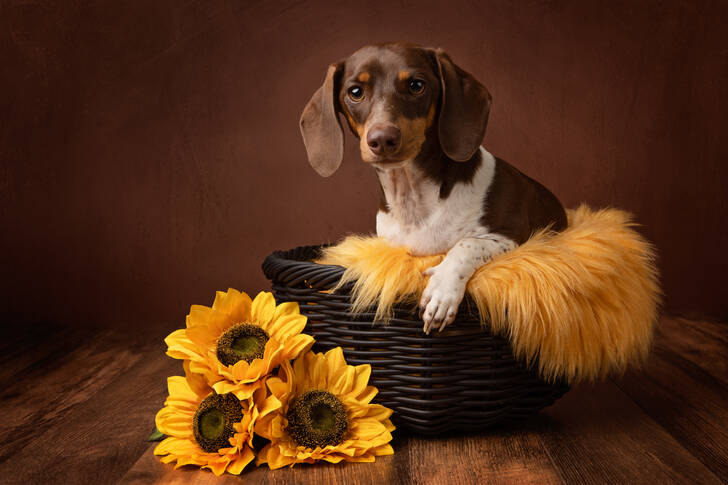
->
left=300, top=43, right=492, bottom=176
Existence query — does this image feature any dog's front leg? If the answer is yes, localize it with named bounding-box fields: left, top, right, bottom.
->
left=420, top=235, right=516, bottom=334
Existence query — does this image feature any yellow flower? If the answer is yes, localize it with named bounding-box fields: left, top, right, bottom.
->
left=165, top=289, right=314, bottom=399
left=153, top=374, right=279, bottom=476
left=255, top=348, right=395, bottom=469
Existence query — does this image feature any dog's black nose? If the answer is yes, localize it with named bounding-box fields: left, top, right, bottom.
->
left=367, top=124, right=401, bottom=156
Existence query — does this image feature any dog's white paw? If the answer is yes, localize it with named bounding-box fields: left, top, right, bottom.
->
left=419, top=264, right=467, bottom=334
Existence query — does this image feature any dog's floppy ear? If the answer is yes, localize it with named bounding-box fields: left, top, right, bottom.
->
left=300, top=62, right=345, bottom=177
left=433, top=49, right=492, bottom=161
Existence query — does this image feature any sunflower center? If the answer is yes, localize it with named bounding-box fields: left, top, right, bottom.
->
left=192, top=393, right=243, bottom=453
left=216, top=323, right=269, bottom=366
left=199, top=409, right=224, bottom=438
left=286, top=390, right=348, bottom=449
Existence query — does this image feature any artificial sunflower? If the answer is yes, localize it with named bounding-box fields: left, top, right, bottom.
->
left=255, top=347, right=395, bottom=469
left=153, top=374, right=278, bottom=475
left=165, top=289, right=314, bottom=399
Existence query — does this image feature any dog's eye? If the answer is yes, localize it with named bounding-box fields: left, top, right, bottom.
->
left=408, top=79, right=425, bottom=95
left=348, top=86, right=364, bottom=101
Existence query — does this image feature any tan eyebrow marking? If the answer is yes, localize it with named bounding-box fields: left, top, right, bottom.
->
left=357, top=72, right=370, bottom=82
left=398, top=71, right=410, bottom=81
left=426, top=103, right=436, bottom=126
left=345, top=111, right=363, bottom=136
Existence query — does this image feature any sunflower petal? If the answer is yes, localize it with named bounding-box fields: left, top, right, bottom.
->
left=372, top=443, right=395, bottom=456
left=183, top=361, right=211, bottom=397
left=350, top=418, right=387, bottom=440
left=349, top=364, right=372, bottom=396
left=251, top=292, right=276, bottom=328
left=365, top=403, right=394, bottom=421
left=203, top=456, right=231, bottom=476
left=166, top=376, right=198, bottom=401
left=342, top=453, right=377, bottom=463
left=322, top=454, right=345, bottom=464
left=261, top=443, right=297, bottom=470
left=154, top=436, right=199, bottom=456
left=226, top=447, right=255, bottom=475
left=219, top=289, right=254, bottom=323
left=186, top=308, right=231, bottom=347
left=273, top=301, right=301, bottom=319
left=355, top=385, right=378, bottom=405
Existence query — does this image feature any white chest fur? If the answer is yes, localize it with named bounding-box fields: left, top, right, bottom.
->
left=376, top=147, right=497, bottom=256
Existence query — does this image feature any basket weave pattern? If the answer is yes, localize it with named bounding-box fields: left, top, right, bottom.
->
left=262, top=245, right=569, bottom=434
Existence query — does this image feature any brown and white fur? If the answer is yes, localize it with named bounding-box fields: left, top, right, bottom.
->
left=300, top=43, right=567, bottom=334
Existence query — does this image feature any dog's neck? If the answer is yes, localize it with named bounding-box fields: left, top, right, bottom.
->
left=375, top=162, right=437, bottom=227
left=375, top=145, right=483, bottom=227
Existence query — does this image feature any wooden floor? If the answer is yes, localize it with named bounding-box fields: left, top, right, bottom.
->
left=0, top=316, right=726, bottom=485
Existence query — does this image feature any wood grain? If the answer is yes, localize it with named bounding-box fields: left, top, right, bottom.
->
left=402, top=426, right=562, bottom=485
left=538, top=381, right=721, bottom=484
left=0, top=337, right=178, bottom=485
left=653, top=317, right=728, bottom=385
left=0, top=329, right=140, bottom=463
left=120, top=446, right=402, bottom=485
left=1, top=316, right=727, bottom=484
left=0, top=323, right=81, bottom=388
left=615, top=320, right=728, bottom=481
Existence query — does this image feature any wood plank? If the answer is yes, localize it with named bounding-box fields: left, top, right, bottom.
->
left=678, top=318, right=728, bottom=343
left=655, top=317, right=728, bottom=385
left=0, top=323, right=87, bottom=387
left=0, top=330, right=142, bottom=463
left=120, top=442, right=403, bottom=485
left=0, top=342, right=179, bottom=485
left=402, top=427, right=562, bottom=485
left=537, top=381, right=722, bottom=484
left=616, top=345, right=728, bottom=481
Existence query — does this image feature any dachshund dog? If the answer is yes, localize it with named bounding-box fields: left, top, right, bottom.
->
left=300, top=42, right=566, bottom=334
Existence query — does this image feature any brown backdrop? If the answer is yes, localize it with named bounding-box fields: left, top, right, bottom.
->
left=2, top=0, right=727, bottom=331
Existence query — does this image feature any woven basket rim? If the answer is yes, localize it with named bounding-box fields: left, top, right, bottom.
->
left=262, top=244, right=348, bottom=290
left=263, top=244, right=488, bottom=321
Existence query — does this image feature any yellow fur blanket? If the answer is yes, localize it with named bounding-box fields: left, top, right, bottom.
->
left=317, top=205, right=661, bottom=383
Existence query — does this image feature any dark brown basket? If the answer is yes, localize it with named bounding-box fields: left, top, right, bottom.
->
left=262, top=245, right=569, bottom=435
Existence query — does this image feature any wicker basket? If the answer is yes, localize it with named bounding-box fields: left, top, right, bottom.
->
left=262, top=245, right=569, bottom=435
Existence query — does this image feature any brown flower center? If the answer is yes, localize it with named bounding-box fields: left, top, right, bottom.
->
left=286, top=390, right=348, bottom=449
left=192, top=392, right=243, bottom=453
left=216, top=323, right=269, bottom=366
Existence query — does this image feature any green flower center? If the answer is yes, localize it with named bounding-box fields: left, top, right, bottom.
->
left=286, top=390, right=348, bottom=449
left=192, top=393, right=243, bottom=453
left=216, top=323, right=269, bottom=366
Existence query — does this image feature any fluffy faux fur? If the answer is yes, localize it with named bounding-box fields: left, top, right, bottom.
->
left=317, top=205, right=661, bottom=383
